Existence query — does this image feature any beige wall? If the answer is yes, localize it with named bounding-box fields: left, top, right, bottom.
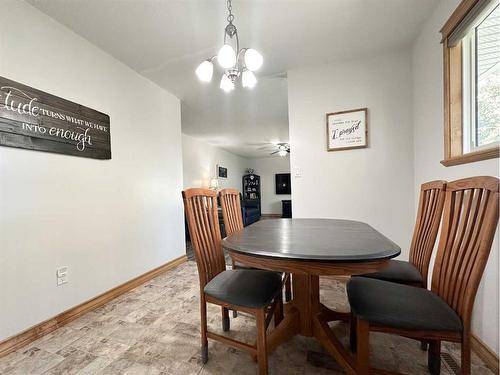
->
left=0, top=1, right=184, bottom=340
left=288, top=1, right=499, bottom=354
left=288, top=49, right=415, bottom=253
left=412, top=0, right=499, bottom=354
left=182, top=133, right=248, bottom=191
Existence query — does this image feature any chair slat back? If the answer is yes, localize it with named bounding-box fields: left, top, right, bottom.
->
left=409, top=180, right=446, bottom=287
left=219, top=188, right=244, bottom=236
left=431, top=176, right=499, bottom=325
left=182, top=188, right=226, bottom=287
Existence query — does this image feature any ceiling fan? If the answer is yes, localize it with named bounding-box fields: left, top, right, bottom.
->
left=270, top=143, right=290, bottom=157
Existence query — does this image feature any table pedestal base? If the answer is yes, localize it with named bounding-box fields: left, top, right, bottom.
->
left=265, top=274, right=400, bottom=375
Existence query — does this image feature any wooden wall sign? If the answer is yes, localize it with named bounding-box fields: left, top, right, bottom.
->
left=326, top=108, right=368, bottom=151
left=0, top=76, right=111, bottom=159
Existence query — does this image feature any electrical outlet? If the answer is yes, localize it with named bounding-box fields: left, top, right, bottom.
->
left=56, top=266, right=68, bottom=277
left=56, top=266, right=68, bottom=286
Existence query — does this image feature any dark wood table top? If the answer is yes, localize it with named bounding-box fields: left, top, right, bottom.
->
left=222, top=218, right=401, bottom=262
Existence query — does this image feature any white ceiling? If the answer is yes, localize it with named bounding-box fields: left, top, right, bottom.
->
left=28, top=0, right=437, bottom=158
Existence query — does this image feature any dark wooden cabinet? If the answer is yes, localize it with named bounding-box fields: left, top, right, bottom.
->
left=282, top=200, right=292, bottom=218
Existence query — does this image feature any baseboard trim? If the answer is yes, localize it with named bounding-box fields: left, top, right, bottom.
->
left=471, top=334, right=499, bottom=373
left=0, top=255, right=187, bottom=358
left=261, top=214, right=282, bottom=218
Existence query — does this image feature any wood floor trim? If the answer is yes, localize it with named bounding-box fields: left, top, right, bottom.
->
left=261, top=214, right=282, bottom=218
left=471, top=333, right=499, bottom=373
left=0, top=254, right=187, bottom=358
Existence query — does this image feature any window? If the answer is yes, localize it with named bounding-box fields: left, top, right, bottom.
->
left=441, top=0, right=500, bottom=166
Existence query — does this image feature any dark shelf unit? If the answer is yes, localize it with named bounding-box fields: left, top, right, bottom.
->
left=242, top=174, right=261, bottom=225
left=243, top=173, right=261, bottom=201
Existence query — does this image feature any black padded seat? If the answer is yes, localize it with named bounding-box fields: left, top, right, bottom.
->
left=357, top=259, right=423, bottom=285
left=204, top=269, right=282, bottom=309
left=347, top=277, right=462, bottom=332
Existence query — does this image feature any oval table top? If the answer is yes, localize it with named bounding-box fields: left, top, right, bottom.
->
left=222, top=218, right=401, bottom=262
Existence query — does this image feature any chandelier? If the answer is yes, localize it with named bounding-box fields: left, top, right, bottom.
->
left=195, top=0, right=263, bottom=92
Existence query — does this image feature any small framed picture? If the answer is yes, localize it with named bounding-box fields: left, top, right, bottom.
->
left=326, top=108, right=368, bottom=151
left=217, top=165, right=227, bottom=179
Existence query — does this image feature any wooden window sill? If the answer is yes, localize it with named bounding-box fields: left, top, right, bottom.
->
left=441, top=146, right=499, bottom=167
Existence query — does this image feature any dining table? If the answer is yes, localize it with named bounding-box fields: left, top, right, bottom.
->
left=222, top=218, right=401, bottom=375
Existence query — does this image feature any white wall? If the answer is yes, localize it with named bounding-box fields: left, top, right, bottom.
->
left=249, top=155, right=291, bottom=215
left=0, top=1, right=185, bottom=341
left=182, top=133, right=248, bottom=190
left=412, top=0, right=499, bottom=353
left=288, top=50, right=415, bottom=253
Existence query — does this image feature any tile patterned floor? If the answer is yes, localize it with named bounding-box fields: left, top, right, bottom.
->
left=0, top=260, right=494, bottom=374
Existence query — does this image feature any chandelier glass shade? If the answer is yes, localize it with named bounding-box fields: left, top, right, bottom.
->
left=195, top=0, right=263, bottom=92
left=242, top=70, right=257, bottom=88
left=217, top=44, right=237, bottom=69
left=195, top=60, right=214, bottom=82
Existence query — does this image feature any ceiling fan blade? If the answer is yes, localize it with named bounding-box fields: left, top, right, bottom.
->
left=270, top=150, right=279, bottom=154
left=257, top=146, right=276, bottom=150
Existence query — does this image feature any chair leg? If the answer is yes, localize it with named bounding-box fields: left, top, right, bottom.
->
left=420, top=340, right=429, bottom=351
left=274, top=293, right=284, bottom=326
left=349, top=312, right=357, bottom=352
left=428, top=340, right=441, bottom=375
left=200, top=294, right=208, bottom=364
left=461, top=334, right=471, bottom=375
left=256, top=309, right=268, bottom=375
left=231, top=260, right=238, bottom=318
left=222, top=307, right=230, bottom=332
left=356, top=318, right=370, bottom=375
left=284, top=274, right=292, bottom=302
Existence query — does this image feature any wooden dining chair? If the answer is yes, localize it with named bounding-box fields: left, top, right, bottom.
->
left=220, top=188, right=293, bottom=305
left=351, top=180, right=446, bottom=352
left=357, top=180, right=446, bottom=288
left=182, top=188, right=284, bottom=375
left=347, top=176, right=499, bottom=375
left=219, top=188, right=245, bottom=236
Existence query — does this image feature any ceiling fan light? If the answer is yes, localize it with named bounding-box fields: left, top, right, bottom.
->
left=278, top=150, right=287, bottom=157
left=244, top=48, right=263, bottom=71
left=220, top=74, right=234, bottom=93
left=217, top=44, right=237, bottom=69
left=195, top=60, right=213, bottom=82
left=242, top=70, right=257, bottom=88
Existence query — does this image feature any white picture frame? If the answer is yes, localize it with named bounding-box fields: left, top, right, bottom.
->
left=326, top=108, right=368, bottom=151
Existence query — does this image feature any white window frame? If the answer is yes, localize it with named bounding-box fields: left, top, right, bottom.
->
left=462, top=2, right=499, bottom=153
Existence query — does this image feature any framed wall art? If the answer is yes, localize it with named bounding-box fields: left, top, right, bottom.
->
left=217, top=164, right=227, bottom=179
left=326, top=108, right=368, bottom=151
left=0, top=76, right=111, bottom=159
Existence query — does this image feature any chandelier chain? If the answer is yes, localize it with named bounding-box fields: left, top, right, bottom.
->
left=226, top=0, right=234, bottom=23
